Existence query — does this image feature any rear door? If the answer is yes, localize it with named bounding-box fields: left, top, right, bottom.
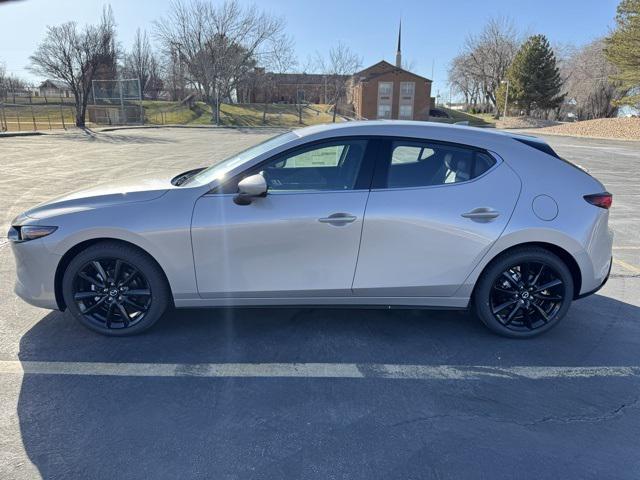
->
left=352, top=138, right=521, bottom=297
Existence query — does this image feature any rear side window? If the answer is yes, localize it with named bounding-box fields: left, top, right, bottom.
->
left=385, top=141, right=496, bottom=188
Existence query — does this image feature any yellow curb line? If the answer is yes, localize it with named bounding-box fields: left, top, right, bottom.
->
left=613, top=258, right=640, bottom=274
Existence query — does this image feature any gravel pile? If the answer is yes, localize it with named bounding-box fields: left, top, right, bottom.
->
left=535, top=117, right=640, bottom=140
left=496, top=117, right=560, bottom=129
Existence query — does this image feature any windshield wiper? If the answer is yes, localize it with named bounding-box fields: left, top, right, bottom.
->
left=172, top=167, right=206, bottom=186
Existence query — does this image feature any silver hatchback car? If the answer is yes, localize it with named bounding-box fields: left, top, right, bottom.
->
left=10, top=121, right=613, bottom=338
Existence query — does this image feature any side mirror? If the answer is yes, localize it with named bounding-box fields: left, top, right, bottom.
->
left=234, top=173, right=268, bottom=205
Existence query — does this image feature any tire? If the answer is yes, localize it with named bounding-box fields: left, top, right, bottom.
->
left=62, top=241, right=170, bottom=336
left=473, top=247, right=574, bottom=338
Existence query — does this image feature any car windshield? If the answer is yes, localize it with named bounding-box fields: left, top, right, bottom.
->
left=183, top=131, right=298, bottom=186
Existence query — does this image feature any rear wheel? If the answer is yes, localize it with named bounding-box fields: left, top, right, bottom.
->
left=62, top=241, right=170, bottom=336
left=473, top=247, right=574, bottom=338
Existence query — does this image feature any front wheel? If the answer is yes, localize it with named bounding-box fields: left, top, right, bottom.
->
left=473, top=247, right=574, bottom=338
left=62, top=241, right=170, bottom=336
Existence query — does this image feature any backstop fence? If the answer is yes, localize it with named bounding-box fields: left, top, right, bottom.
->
left=88, top=79, right=143, bottom=126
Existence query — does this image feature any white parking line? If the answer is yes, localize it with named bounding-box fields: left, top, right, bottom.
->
left=0, top=361, right=639, bottom=380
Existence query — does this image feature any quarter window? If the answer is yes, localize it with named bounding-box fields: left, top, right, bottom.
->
left=385, top=141, right=496, bottom=188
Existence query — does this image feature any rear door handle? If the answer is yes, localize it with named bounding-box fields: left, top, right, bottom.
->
left=461, top=207, right=500, bottom=221
left=318, top=213, right=357, bottom=225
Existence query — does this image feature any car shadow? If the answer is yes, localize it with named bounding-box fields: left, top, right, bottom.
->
left=14, top=293, right=640, bottom=479
left=15, top=293, right=640, bottom=366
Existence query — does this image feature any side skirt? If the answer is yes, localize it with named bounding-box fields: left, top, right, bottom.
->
left=173, top=296, right=471, bottom=309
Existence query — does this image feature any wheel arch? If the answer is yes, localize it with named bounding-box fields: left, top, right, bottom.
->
left=54, top=238, right=174, bottom=310
left=470, top=241, right=582, bottom=301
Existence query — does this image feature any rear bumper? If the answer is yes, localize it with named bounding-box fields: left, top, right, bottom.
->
left=576, top=256, right=611, bottom=300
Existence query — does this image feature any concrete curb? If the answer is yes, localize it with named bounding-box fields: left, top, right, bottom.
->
left=0, top=131, right=46, bottom=138
left=96, top=124, right=293, bottom=133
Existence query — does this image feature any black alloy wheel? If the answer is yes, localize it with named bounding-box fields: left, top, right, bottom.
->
left=72, top=258, right=152, bottom=330
left=489, top=262, right=565, bottom=332
left=62, top=241, right=170, bottom=336
left=474, top=247, right=574, bottom=338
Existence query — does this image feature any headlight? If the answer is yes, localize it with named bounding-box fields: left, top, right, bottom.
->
left=8, top=225, right=58, bottom=242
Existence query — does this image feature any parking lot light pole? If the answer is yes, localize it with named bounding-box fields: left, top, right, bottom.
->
left=501, top=80, right=510, bottom=118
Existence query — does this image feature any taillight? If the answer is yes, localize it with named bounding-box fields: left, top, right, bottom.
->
left=584, top=192, right=612, bottom=209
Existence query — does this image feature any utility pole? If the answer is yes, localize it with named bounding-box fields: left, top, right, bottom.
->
left=501, top=79, right=510, bottom=118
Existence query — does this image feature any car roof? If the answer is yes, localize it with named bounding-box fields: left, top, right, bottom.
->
left=292, top=120, right=543, bottom=150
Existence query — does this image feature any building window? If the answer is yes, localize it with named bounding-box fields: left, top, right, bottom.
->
left=399, top=105, right=413, bottom=119
left=377, top=82, right=393, bottom=119
left=377, top=104, right=392, bottom=119
left=399, top=81, right=415, bottom=120
left=378, top=82, right=392, bottom=96
left=400, top=82, right=415, bottom=96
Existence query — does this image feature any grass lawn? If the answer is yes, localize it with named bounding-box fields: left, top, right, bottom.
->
left=141, top=101, right=341, bottom=127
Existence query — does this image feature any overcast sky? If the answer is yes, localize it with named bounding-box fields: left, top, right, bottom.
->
left=0, top=0, right=620, bottom=96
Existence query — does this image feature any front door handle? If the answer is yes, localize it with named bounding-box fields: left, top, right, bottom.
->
left=461, top=207, right=500, bottom=221
left=318, top=213, right=357, bottom=226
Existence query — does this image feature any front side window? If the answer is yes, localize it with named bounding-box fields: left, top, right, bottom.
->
left=385, top=141, right=496, bottom=189
left=257, top=140, right=368, bottom=192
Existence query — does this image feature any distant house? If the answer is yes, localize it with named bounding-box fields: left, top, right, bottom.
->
left=348, top=26, right=432, bottom=120
left=38, top=80, right=72, bottom=99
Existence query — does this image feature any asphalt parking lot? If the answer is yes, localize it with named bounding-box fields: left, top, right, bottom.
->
left=1, top=128, right=639, bottom=479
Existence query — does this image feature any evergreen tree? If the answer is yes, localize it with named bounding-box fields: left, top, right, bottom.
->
left=605, top=0, right=640, bottom=107
left=504, top=34, right=564, bottom=115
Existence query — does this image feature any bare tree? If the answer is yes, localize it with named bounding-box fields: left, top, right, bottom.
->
left=122, top=29, right=163, bottom=99
left=560, top=39, right=621, bottom=120
left=448, top=53, right=482, bottom=110
left=28, top=7, right=117, bottom=127
left=315, top=42, right=362, bottom=122
left=259, top=33, right=297, bottom=123
left=155, top=0, right=285, bottom=124
left=452, top=18, right=520, bottom=114
left=0, top=67, right=28, bottom=103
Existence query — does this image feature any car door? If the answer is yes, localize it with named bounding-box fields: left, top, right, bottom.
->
left=191, top=138, right=375, bottom=299
left=352, top=138, right=521, bottom=297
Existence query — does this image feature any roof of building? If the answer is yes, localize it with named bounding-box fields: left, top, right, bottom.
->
left=352, top=60, right=431, bottom=83
left=39, top=79, right=70, bottom=89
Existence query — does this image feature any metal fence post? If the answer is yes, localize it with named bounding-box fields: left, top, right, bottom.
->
left=59, top=93, right=66, bottom=129
left=118, top=81, right=125, bottom=124
left=29, top=94, right=37, bottom=131
left=0, top=102, right=6, bottom=131
left=16, top=106, right=21, bottom=131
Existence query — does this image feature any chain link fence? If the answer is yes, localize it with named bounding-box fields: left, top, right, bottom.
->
left=0, top=91, right=76, bottom=132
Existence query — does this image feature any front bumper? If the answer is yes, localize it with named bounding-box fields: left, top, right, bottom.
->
left=10, top=238, right=61, bottom=310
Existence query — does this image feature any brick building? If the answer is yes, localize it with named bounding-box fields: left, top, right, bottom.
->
left=349, top=61, right=432, bottom=120
left=239, top=22, right=432, bottom=120
left=240, top=69, right=349, bottom=105
left=349, top=24, right=432, bottom=120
